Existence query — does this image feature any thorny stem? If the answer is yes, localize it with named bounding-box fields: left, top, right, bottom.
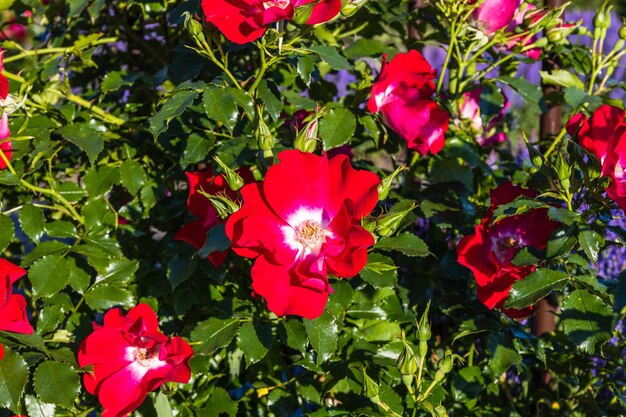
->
left=3, top=37, right=118, bottom=63
left=543, top=126, right=567, bottom=159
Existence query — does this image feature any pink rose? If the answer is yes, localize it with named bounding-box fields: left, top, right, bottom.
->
left=472, top=0, right=521, bottom=34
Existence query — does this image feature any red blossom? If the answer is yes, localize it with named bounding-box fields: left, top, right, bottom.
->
left=0, top=259, right=34, bottom=360
left=0, top=48, right=11, bottom=170
left=456, top=183, right=558, bottom=318
left=202, top=0, right=340, bottom=44
left=567, top=105, right=626, bottom=212
left=225, top=150, right=379, bottom=319
left=77, top=304, right=193, bottom=417
left=367, top=50, right=450, bottom=155
left=175, top=167, right=254, bottom=268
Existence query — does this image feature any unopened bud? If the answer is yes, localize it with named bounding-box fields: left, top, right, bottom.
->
left=619, top=21, right=626, bottom=40
left=523, top=134, right=544, bottom=168
left=184, top=13, right=207, bottom=45
left=547, top=23, right=576, bottom=44
left=397, top=342, right=419, bottom=376
left=202, top=192, right=241, bottom=219
left=434, top=405, right=447, bottom=417
left=434, top=368, right=446, bottom=382
left=594, top=6, right=612, bottom=30
left=375, top=204, right=415, bottom=237
left=378, top=164, right=405, bottom=201
left=256, top=115, right=275, bottom=152
left=438, top=355, right=453, bottom=374
left=213, top=156, right=244, bottom=191
left=417, top=301, right=431, bottom=342
left=341, top=0, right=368, bottom=17
left=293, top=118, right=319, bottom=153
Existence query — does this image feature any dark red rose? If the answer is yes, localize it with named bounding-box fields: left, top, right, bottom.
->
left=225, top=150, right=379, bottom=319
left=367, top=50, right=450, bottom=155
left=175, top=167, right=254, bottom=268
left=77, top=304, right=193, bottom=417
left=456, top=183, right=559, bottom=318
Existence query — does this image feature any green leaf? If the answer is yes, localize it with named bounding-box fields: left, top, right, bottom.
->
left=22, top=240, right=70, bottom=266
left=120, top=160, right=147, bottom=195
left=257, top=80, right=282, bottom=121
left=361, top=320, right=401, bottom=342
left=191, top=317, right=241, bottom=355
left=237, top=320, right=272, bottom=367
left=167, top=256, right=197, bottom=290
left=344, top=38, right=386, bottom=59
left=578, top=227, right=604, bottom=263
left=540, top=69, right=585, bottom=90
left=84, top=284, right=135, bottom=311
left=561, top=289, right=613, bottom=353
left=0, top=347, right=29, bottom=413
left=306, top=45, right=351, bottom=70
left=154, top=392, right=174, bottom=417
left=283, top=319, right=308, bottom=354
left=304, top=311, right=338, bottom=364
left=505, top=268, right=569, bottom=309
left=428, top=157, right=474, bottom=191
left=33, top=361, right=80, bottom=409
left=319, top=108, right=356, bottom=150
left=98, top=258, right=139, bottom=284
left=203, top=87, right=239, bottom=132
left=101, top=70, right=139, bottom=92
left=360, top=253, right=398, bottom=289
left=496, top=76, right=543, bottom=114
left=45, top=221, right=77, bottom=239
left=564, top=87, right=603, bottom=109
left=198, top=224, right=231, bottom=258
left=375, top=233, right=429, bottom=257
left=25, top=395, right=56, bottom=417
left=197, top=387, right=238, bottom=417
left=0, top=214, right=14, bottom=252
left=19, top=204, right=45, bottom=243
left=29, top=255, right=70, bottom=299
left=83, top=165, right=120, bottom=198
left=149, top=89, right=199, bottom=138
left=59, top=123, right=104, bottom=165
left=297, top=56, right=315, bottom=85
left=182, top=133, right=212, bottom=166
left=546, top=227, right=577, bottom=258
left=487, top=334, right=521, bottom=375
left=227, top=88, right=255, bottom=116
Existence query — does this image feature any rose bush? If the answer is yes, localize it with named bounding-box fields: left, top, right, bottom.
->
left=0, top=0, right=625, bottom=416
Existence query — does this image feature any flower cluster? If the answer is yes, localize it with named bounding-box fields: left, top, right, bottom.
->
left=456, top=183, right=559, bottom=318
left=0, top=259, right=33, bottom=360
left=225, top=150, right=379, bottom=319
left=567, top=105, right=626, bottom=211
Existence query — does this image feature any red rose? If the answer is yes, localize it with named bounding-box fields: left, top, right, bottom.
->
left=202, top=0, right=340, bottom=44
left=225, top=150, right=379, bottom=319
left=0, top=259, right=34, bottom=361
left=77, top=304, right=193, bottom=417
left=367, top=50, right=450, bottom=156
left=567, top=105, right=626, bottom=211
left=566, top=104, right=626, bottom=164
left=456, top=183, right=558, bottom=318
left=471, top=0, right=521, bottom=34
left=175, top=167, right=254, bottom=268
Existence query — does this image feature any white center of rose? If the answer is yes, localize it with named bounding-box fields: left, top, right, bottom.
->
left=294, top=220, right=326, bottom=249
left=134, top=347, right=160, bottom=368
left=263, top=0, right=290, bottom=10
left=283, top=207, right=331, bottom=259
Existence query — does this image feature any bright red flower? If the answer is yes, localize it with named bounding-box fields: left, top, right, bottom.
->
left=367, top=50, right=450, bottom=155
left=471, top=0, right=521, bottom=34
left=0, top=259, right=34, bottom=361
left=78, top=304, right=193, bottom=417
left=225, top=150, right=379, bottom=319
left=175, top=167, right=254, bottom=268
left=567, top=105, right=626, bottom=211
left=202, top=0, right=340, bottom=44
left=457, top=183, right=558, bottom=318
left=566, top=104, right=626, bottom=164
